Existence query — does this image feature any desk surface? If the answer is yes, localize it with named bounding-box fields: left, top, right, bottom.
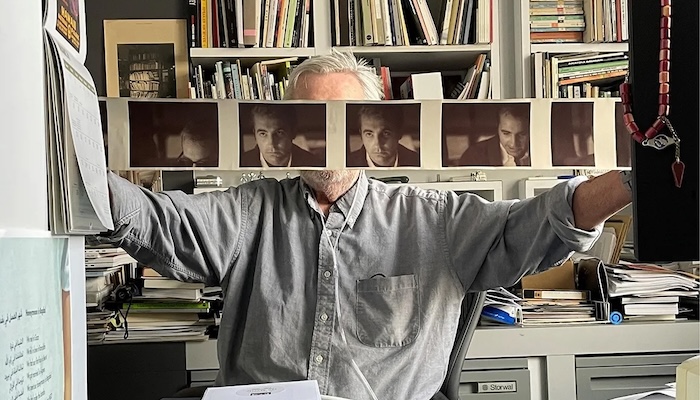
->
left=185, top=320, right=700, bottom=371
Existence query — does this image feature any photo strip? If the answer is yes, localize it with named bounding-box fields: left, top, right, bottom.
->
left=442, top=102, right=532, bottom=167
left=345, top=102, right=421, bottom=168
left=128, top=101, right=219, bottom=168
left=615, top=102, right=632, bottom=167
left=551, top=102, right=595, bottom=167
left=238, top=102, right=327, bottom=168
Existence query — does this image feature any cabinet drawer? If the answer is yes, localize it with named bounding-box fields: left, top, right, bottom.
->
left=576, top=363, right=679, bottom=400
left=458, top=369, right=531, bottom=399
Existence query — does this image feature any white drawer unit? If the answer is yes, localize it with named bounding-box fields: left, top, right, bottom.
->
left=458, top=358, right=531, bottom=399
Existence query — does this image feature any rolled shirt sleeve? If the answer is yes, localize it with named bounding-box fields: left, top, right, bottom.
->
left=443, top=176, right=603, bottom=291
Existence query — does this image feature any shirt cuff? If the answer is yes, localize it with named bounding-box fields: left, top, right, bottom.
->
left=545, top=176, right=603, bottom=253
left=86, top=171, right=142, bottom=247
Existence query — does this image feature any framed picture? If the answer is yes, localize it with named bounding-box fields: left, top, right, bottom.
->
left=104, top=19, right=189, bottom=99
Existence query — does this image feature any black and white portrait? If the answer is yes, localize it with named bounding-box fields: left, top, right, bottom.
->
left=615, top=102, right=632, bottom=167
left=346, top=103, right=421, bottom=168
left=129, top=101, right=219, bottom=168
left=442, top=102, right=531, bottom=167
left=551, top=102, right=595, bottom=167
left=118, top=44, right=177, bottom=98
left=239, top=103, right=326, bottom=168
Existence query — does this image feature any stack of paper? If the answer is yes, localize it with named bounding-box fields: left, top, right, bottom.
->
left=480, top=287, right=522, bottom=325
left=606, top=262, right=700, bottom=321
left=517, top=289, right=599, bottom=325
left=42, top=0, right=112, bottom=235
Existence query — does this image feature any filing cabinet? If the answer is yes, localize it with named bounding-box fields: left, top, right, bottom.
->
left=575, top=352, right=697, bottom=400
left=458, top=358, right=532, bottom=399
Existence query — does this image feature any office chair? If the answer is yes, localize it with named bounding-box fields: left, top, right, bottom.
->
left=434, top=290, right=488, bottom=400
left=169, top=291, right=488, bottom=400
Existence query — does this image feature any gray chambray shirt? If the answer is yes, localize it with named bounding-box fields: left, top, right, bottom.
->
left=96, top=171, right=601, bottom=400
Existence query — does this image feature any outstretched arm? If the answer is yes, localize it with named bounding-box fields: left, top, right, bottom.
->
left=572, top=171, right=633, bottom=231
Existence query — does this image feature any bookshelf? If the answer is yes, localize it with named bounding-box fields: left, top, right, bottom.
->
left=187, top=0, right=510, bottom=99
left=514, top=0, right=630, bottom=98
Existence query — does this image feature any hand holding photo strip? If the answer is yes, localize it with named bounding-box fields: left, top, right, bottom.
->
left=442, top=102, right=532, bottom=167
left=238, top=102, right=327, bottom=169
left=345, top=102, right=421, bottom=168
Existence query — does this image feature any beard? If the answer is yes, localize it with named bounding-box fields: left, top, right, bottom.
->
left=299, top=170, right=360, bottom=199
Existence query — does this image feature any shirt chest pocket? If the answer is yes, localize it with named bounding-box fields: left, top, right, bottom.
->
left=355, top=274, right=421, bottom=347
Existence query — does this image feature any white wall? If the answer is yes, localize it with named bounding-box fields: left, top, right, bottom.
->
left=0, top=0, right=49, bottom=231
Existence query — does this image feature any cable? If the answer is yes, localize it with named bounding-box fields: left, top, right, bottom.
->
left=320, top=187, right=379, bottom=400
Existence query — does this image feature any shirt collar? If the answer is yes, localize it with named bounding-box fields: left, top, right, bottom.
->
left=366, top=151, right=398, bottom=168
left=299, top=171, right=368, bottom=230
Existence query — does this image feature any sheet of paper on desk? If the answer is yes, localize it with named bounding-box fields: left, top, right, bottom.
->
left=202, top=380, right=321, bottom=400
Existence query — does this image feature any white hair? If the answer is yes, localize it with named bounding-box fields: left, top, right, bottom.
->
left=284, top=49, right=384, bottom=101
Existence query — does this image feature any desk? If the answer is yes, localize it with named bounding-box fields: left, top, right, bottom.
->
left=185, top=321, right=700, bottom=400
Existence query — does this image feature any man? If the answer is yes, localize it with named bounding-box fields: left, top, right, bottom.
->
left=175, top=122, right=219, bottom=167
left=347, top=105, right=420, bottom=167
left=240, top=104, right=324, bottom=167
left=458, top=105, right=530, bottom=166
left=94, top=51, right=632, bottom=399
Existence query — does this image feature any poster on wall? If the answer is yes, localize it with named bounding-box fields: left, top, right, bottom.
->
left=0, top=237, right=70, bottom=400
left=238, top=102, right=327, bottom=168
left=345, top=102, right=421, bottom=168
left=104, top=20, right=190, bottom=99
left=43, top=0, right=87, bottom=62
left=442, top=102, right=532, bottom=167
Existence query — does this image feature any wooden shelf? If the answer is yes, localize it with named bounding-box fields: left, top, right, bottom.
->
left=335, top=44, right=491, bottom=71
left=189, top=47, right=317, bottom=65
left=530, top=42, right=629, bottom=53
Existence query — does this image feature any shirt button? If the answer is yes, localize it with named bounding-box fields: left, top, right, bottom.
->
left=323, top=270, right=332, bottom=278
left=314, top=355, right=324, bottom=364
left=320, top=313, right=328, bottom=321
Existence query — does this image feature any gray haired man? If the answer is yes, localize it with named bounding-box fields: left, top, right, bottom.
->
left=95, top=50, right=632, bottom=399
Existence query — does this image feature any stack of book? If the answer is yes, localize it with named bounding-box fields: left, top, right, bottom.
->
left=188, top=0, right=312, bottom=48
left=334, top=0, right=491, bottom=47
left=605, top=263, right=700, bottom=322
left=103, top=267, right=217, bottom=343
left=85, top=245, right=138, bottom=345
left=529, top=0, right=628, bottom=44
left=517, top=288, right=598, bottom=325
left=189, top=57, right=298, bottom=100
left=532, top=51, right=628, bottom=98
left=529, top=0, right=585, bottom=44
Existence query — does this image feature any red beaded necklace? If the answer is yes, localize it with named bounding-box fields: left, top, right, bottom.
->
left=619, top=0, right=684, bottom=188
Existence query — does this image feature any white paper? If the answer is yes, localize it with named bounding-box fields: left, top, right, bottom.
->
left=43, top=0, right=87, bottom=63
left=0, top=237, right=68, bottom=400
left=203, top=380, right=321, bottom=400
left=58, top=48, right=114, bottom=231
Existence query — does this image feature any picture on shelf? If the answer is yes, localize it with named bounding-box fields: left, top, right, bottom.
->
left=345, top=103, right=421, bottom=168
left=551, top=102, right=595, bottom=167
left=615, top=102, right=632, bottom=168
left=442, top=102, right=531, bottom=167
left=55, top=0, right=81, bottom=52
left=104, top=20, right=190, bottom=98
left=238, top=103, right=326, bottom=168
left=117, top=44, right=177, bottom=98
left=128, top=101, right=219, bottom=168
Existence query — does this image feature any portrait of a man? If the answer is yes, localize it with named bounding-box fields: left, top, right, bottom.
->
left=446, top=103, right=531, bottom=167
left=346, top=103, right=421, bottom=168
left=239, top=103, right=326, bottom=168
left=129, top=101, right=219, bottom=168
left=551, top=102, right=595, bottom=167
